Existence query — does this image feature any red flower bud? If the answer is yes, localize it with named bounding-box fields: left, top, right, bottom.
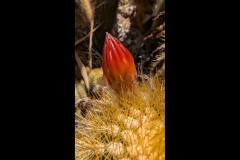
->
left=102, top=32, right=136, bottom=92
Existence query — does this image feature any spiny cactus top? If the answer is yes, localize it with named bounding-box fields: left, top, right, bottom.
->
left=102, top=32, right=136, bottom=93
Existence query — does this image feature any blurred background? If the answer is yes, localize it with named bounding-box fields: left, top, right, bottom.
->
left=75, top=0, right=165, bottom=97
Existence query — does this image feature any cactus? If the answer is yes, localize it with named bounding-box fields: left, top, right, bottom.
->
left=75, top=75, right=165, bottom=160
left=75, top=68, right=104, bottom=101
left=76, top=31, right=165, bottom=160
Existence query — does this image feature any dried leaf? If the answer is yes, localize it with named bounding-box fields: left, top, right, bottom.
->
left=75, top=51, right=90, bottom=91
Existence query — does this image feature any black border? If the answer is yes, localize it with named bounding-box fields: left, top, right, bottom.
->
left=166, top=0, right=208, bottom=159
left=6, top=1, right=75, bottom=159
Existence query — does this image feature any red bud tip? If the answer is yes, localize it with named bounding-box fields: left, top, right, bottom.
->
left=102, top=33, right=136, bottom=92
